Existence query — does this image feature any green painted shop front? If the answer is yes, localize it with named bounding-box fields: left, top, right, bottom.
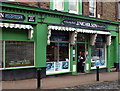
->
left=0, top=2, right=119, bottom=80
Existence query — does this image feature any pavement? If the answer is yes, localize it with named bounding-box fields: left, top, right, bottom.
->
left=1, top=72, right=119, bottom=89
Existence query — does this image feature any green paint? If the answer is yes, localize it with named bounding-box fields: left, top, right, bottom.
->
left=4, top=41, right=5, bottom=69
left=35, top=24, right=47, bottom=67
left=107, top=45, right=110, bottom=72
left=64, top=0, right=69, bottom=12
left=110, top=31, right=117, bottom=36
left=107, top=25, right=118, bottom=31
left=2, top=28, right=29, bottom=41
left=50, top=0, right=53, bottom=10
left=70, top=45, right=73, bottom=72
left=78, top=0, right=82, bottom=15
left=110, top=39, right=115, bottom=68
left=115, top=35, right=119, bottom=63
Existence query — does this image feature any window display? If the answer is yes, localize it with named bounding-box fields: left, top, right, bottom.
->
left=5, top=41, right=34, bottom=67
left=46, top=43, right=69, bottom=73
left=91, top=35, right=106, bottom=68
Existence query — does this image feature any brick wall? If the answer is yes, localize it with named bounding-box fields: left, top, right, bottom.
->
left=83, top=1, right=116, bottom=21
left=9, top=0, right=50, bottom=9
left=83, top=1, right=89, bottom=16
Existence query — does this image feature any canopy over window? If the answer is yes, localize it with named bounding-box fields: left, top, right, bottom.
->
left=0, top=22, right=34, bottom=40
left=48, top=25, right=111, bottom=35
left=0, top=22, right=33, bottom=30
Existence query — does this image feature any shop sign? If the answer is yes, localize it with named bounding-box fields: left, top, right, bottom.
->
left=0, top=12, right=25, bottom=21
left=62, top=20, right=106, bottom=30
left=28, top=15, right=36, bottom=22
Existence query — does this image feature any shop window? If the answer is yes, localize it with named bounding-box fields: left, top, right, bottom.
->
left=46, top=42, right=70, bottom=72
left=91, top=35, right=106, bottom=68
left=51, top=31, right=69, bottom=41
left=5, top=41, right=34, bottom=67
left=53, top=0, right=64, bottom=11
left=77, top=33, right=89, bottom=42
left=118, top=3, right=120, bottom=19
left=0, top=40, right=3, bottom=68
left=89, top=0, right=96, bottom=17
left=69, top=0, right=78, bottom=14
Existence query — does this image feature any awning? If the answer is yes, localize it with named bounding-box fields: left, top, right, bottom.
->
left=48, top=25, right=111, bottom=35
left=0, top=22, right=33, bottom=30
left=48, top=25, right=76, bottom=31
left=0, top=22, right=34, bottom=40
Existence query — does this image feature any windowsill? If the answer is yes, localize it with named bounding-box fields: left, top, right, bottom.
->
left=0, top=66, right=35, bottom=70
left=69, top=11, right=78, bottom=15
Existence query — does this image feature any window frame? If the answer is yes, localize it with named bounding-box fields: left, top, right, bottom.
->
left=69, top=0, right=79, bottom=14
left=89, top=0, right=96, bottom=17
left=53, top=0, right=64, bottom=11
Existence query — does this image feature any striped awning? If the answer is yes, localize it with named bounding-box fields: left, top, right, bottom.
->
left=48, top=25, right=111, bottom=35
left=0, top=22, right=33, bottom=30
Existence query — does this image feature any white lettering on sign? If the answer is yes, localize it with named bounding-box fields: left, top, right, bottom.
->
left=0, top=13, right=4, bottom=18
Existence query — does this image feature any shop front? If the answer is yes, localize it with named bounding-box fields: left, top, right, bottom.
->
left=0, top=2, right=119, bottom=80
left=46, top=18, right=119, bottom=75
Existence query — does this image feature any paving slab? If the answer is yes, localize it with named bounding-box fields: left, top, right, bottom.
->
left=1, top=72, right=118, bottom=89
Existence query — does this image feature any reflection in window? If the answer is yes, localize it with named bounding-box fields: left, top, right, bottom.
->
left=47, top=43, right=69, bottom=62
left=89, top=0, right=96, bottom=17
left=51, top=31, right=69, bottom=41
left=69, top=0, right=78, bottom=14
left=91, top=35, right=106, bottom=68
left=5, top=41, right=34, bottom=67
left=0, top=40, right=3, bottom=68
left=54, top=0, right=64, bottom=11
left=77, top=33, right=89, bottom=42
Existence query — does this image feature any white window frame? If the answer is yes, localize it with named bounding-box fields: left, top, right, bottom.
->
left=53, top=0, right=64, bottom=11
left=89, top=0, right=96, bottom=17
left=69, top=0, right=79, bottom=14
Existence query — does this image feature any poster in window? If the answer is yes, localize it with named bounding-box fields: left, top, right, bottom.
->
left=46, top=62, right=54, bottom=71
left=62, top=61, right=69, bottom=69
left=100, top=60, right=105, bottom=66
left=55, top=62, right=62, bottom=71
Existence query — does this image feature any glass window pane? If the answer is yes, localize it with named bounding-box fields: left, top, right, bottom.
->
left=54, top=0, right=64, bottom=10
left=51, top=31, right=69, bottom=41
left=0, top=40, right=3, bottom=68
left=77, top=33, right=89, bottom=42
left=69, top=0, right=77, bottom=12
left=89, top=0, right=95, bottom=7
left=91, top=35, right=106, bottom=68
left=89, top=8, right=95, bottom=16
left=5, top=41, right=34, bottom=67
left=47, top=43, right=69, bottom=62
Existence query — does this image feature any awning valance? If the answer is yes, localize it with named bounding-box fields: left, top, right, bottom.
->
left=48, top=25, right=111, bottom=35
left=0, top=22, right=33, bottom=30
left=48, top=25, right=76, bottom=31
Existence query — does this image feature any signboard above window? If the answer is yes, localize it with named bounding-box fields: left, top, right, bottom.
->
left=62, top=19, right=106, bottom=30
left=0, top=12, right=25, bottom=21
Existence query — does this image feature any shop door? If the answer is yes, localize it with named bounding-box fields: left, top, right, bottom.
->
left=110, top=38, right=115, bottom=68
left=77, top=43, right=85, bottom=73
